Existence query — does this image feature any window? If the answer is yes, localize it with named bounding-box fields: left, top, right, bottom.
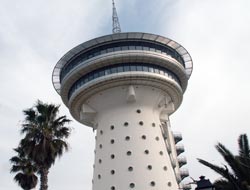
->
left=136, top=65, right=143, bottom=71
left=111, top=67, right=117, bottom=74
left=147, top=165, right=152, bottom=170
left=130, top=183, right=135, bottom=188
left=125, top=136, right=130, bottom=141
left=128, top=166, right=133, bottom=171
left=130, top=65, right=136, bottom=71
left=114, top=46, right=121, bottom=51
left=117, top=66, right=123, bottom=73
left=122, top=46, right=129, bottom=50
left=127, top=151, right=132, bottom=156
left=107, top=47, right=113, bottom=53
left=150, top=181, right=156, bottom=186
left=124, top=65, right=130, bottom=72
left=136, top=46, right=143, bottom=50
left=129, top=46, right=136, bottom=50
left=143, top=66, right=149, bottom=72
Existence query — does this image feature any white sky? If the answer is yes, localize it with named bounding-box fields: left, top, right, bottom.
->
left=0, top=0, right=250, bottom=189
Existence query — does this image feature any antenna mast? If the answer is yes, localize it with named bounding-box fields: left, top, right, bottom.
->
left=112, top=0, right=121, bottom=33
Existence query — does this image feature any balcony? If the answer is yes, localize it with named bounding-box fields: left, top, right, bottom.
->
left=174, top=133, right=182, bottom=144
left=178, top=156, right=187, bottom=167
left=176, top=145, right=185, bottom=155
left=180, top=169, right=189, bottom=180
left=182, top=184, right=192, bottom=190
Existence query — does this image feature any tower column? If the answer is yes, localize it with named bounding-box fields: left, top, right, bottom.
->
left=89, top=85, right=178, bottom=190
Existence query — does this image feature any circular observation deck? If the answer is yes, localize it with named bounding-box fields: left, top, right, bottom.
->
left=52, top=32, right=193, bottom=124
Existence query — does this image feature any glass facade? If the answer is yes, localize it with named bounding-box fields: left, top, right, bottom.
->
left=68, top=63, right=181, bottom=99
left=61, top=41, right=185, bottom=81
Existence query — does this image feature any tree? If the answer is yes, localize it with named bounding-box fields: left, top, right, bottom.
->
left=198, top=134, right=250, bottom=190
left=10, top=147, right=38, bottom=190
left=19, top=100, right=71, bottom=190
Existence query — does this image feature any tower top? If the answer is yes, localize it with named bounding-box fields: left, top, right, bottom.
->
left=112, top=0, right=121, bottom=33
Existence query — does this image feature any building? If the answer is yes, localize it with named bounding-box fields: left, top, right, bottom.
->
left=52, top=3, right=193, bottom=190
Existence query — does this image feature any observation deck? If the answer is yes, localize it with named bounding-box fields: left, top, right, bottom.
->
left=52, top=32, right=193, bottom=127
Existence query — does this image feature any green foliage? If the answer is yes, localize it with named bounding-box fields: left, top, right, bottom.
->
left=198, top=134, right=250, bottom=190
left=10, top=100, right=71, bottom=190
left=10, top=147, right=38, bottom=190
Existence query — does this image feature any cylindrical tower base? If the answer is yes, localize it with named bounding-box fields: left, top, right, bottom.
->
left=90, top=85, right=178, bottom=190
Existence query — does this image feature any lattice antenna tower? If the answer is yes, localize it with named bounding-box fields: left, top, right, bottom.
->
left=112, top=0, right=121, bottom=33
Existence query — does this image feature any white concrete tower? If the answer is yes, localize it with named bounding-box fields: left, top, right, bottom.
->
left=52, top=32, right=193, bottom=190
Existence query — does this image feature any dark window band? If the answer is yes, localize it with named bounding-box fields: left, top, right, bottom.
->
left=61, top=41, right=185, bottom=81
left=68, top=63, right=181, bottom=99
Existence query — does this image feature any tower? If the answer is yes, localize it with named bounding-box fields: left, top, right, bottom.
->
left=52, top=2, right=193, bottom=190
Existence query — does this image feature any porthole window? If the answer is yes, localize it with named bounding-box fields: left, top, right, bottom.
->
left=150, top=181, right=155, bottom=186
left=111, top=139, right=115, bottom=144
left=168, top=182, right=172, bottom=187
left=124, top=122, right=129, bottom=126
left=163, top=166, right=167, bottom=171
left=128, top=166, right=133, bottom=171
left=111, top=186, right=115, bottom=190
left=98, top=174, right=101, bottom=179
left=99, top=159, right=102, bottom=164
left=159, top=151, right=163, bottom=155
left=99, top=144, right=103, bottom=149
left=130, top=183, right=135, bottom=188
left=147, top=165, right=152, bottom=170
left=152, top=123, right=156, bottom=127
left=127, top=151, right=132, bottom=156
left=139, top=121, right=143, bottom=126
left=110, top=125, right=114, bottom=130
left=100, top=130, right=103, bottom=135
left=111, top=170, right=115, bottom=175
left=125, top=136, right=130, bottom=141
left=111, top=154, right=115, bottom=159
left=142, top=135, right=146, bottom=140
left=155, top=136, right=159, bottom=141
left=144, top=150, right=149, bottom=154
left=136, top=109, right=141, bottom=113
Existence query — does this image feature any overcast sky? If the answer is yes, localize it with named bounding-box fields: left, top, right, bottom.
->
left=0, top=0, right=250, bottom=189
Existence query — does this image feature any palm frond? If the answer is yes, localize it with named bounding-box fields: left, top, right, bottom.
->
left=197, top=158, right=236, bottom=181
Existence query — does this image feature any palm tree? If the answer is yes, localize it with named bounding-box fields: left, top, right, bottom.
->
left=10, top=147, right=38, bottom=190
left=20, top=100, right=71, bottom=190
left=197, top=134, right=250, bottom=190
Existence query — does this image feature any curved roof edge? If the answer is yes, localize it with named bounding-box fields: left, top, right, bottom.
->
left=52, top=32, right=193, bottom=94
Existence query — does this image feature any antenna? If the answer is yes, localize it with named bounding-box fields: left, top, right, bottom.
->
left=112, top=0, right=121, bottom=33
